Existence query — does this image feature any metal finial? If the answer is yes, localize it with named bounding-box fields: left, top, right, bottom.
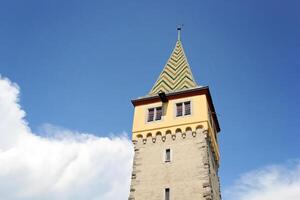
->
left=177, top=24, right=183, bottom=41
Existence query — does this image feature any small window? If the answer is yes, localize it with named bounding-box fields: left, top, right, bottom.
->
left=176, top=101, right=191, bottom=117
left=165, top=188, right=170, bottom=200
left=176, top=103, right=183, bottom=117
left=165, top=149, right=171, bottom=162
left=148, top=108, right=154, bottom=122
left=147, top=106, right=163, bottom=122
left=184, top=101, right=191, bottom=115
left=156, top=107, right=162, bottom=120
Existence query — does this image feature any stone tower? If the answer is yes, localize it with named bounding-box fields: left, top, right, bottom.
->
left=129, top=28, right=221, bottom=200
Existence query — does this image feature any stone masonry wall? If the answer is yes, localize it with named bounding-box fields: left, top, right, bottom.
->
left=129, top=128, right=221, bottom=200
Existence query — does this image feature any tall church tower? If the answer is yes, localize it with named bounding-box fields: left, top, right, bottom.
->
left=129, top=28, right=221, bottom=200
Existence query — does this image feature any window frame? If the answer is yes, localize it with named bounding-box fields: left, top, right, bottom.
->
left=147, top=106, right=163, bottom=122
left=184, top=101, right=191, bottom=115
left=147, top=108, right=155, bottom=122
left=155, top=106, right=163, bottom=121
left=175, top=100, right=192, bottom=117
left=176, top=102, right=183, bottom=117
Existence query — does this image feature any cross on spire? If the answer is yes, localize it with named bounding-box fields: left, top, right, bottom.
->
left=177, top=24, right=183, bottom=41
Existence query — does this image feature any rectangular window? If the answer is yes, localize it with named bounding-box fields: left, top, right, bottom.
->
left=165, top=149, right=171, bottom=162
left=156, top=107, right=162, bottom=120
left=165, top=188, right=170, bottom=200
left=176, top=101, right=191, bottom=117
left=147, top=107, right=163, bottom=122
left=147, top=108, right=154, bottom=122
left=184, top=101, right=191, bottom=115
left=176, top=103, right=183, bottom=117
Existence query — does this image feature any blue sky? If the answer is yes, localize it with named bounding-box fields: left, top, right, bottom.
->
left=0, top=0, right=299, bottom=196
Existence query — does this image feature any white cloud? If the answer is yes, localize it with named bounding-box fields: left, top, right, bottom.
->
left=0, top=75, right=133, bottom=200
left=224, top=161, right=300, bottom=200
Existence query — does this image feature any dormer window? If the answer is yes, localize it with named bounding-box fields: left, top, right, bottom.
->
left=176, top=101, right=191, bottom=117
left=147, top=106, right=163, bottom=122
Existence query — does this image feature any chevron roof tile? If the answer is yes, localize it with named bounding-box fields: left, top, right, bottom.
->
left=149, top=40, right=197, bottom=95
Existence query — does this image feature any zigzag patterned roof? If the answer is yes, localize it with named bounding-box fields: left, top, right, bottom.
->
left=149, top=40, right=197, bottom=95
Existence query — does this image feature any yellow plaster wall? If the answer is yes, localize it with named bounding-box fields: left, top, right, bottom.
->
left=132, top=93, right=220, bottom=163
left=132, top=95, right=209, bottom=138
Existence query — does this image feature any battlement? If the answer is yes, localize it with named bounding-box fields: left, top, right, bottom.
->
left=129, top=126, right=221, bottom=200
left=133, top=126, right=219, bottom=166
left=133, top=124, right=202, bottom=141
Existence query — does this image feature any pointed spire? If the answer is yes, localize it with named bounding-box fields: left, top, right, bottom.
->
left=149, top=28, right=197, bottom=95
